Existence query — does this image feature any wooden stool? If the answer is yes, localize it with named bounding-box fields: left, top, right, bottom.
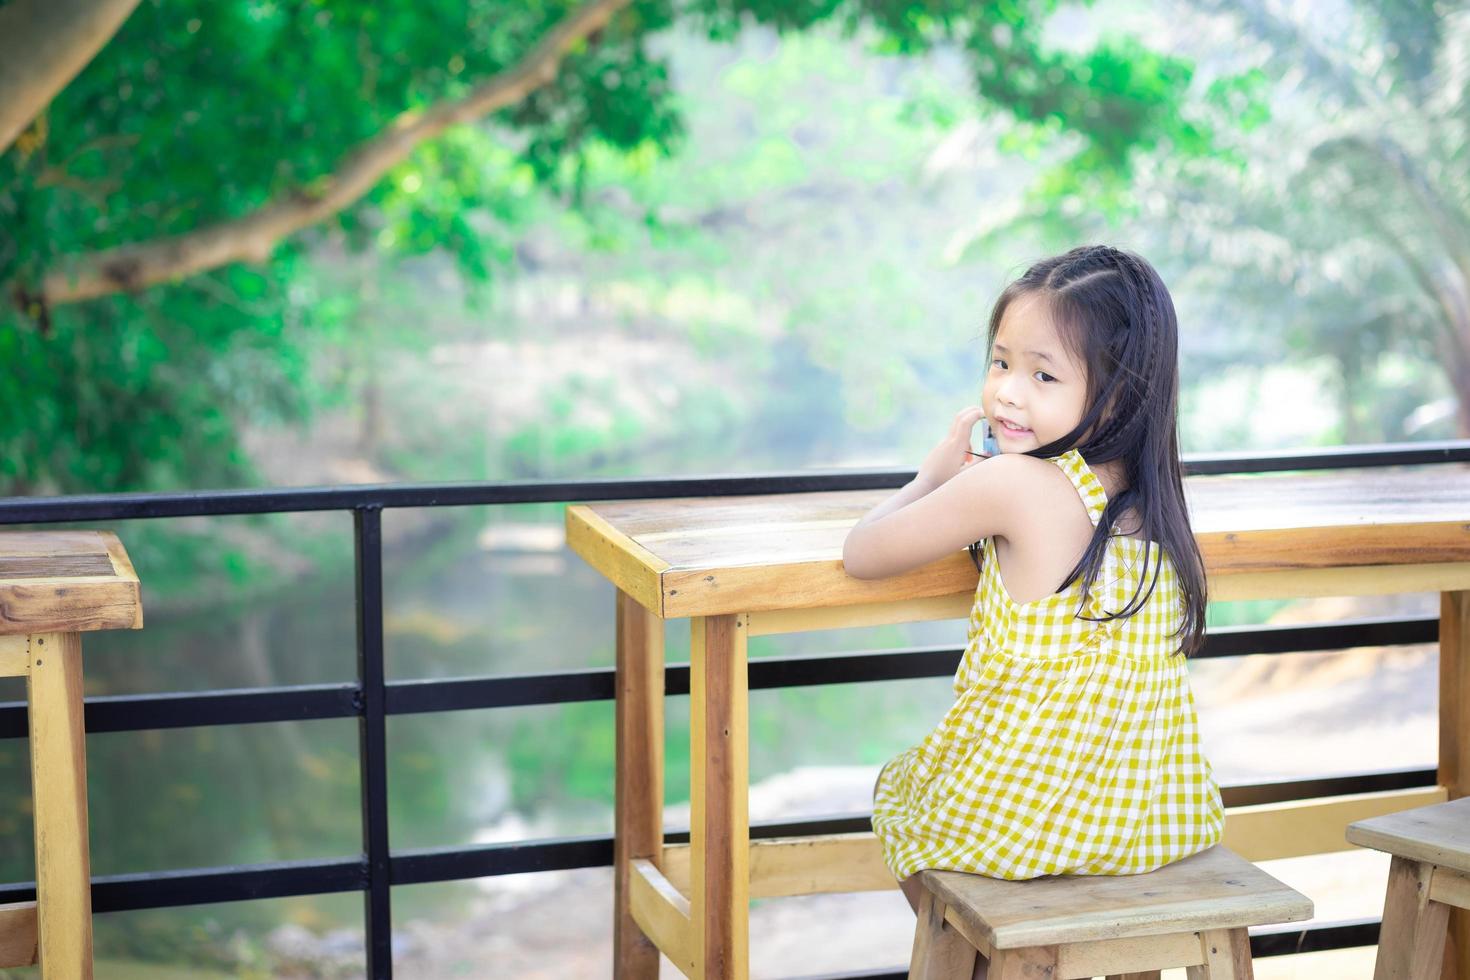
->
left=908, top=844, right=1313, bottom=980
left=0, top=531, right=143, bottom=978
left=1346, top=796, right=1469, bottom=980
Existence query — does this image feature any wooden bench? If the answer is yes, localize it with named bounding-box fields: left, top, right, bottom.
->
left=1346, top=795, right=1470, bottom=980
left=908, top=845, right=1312, bottom=979
left=0, top=530, right=143, bottom=978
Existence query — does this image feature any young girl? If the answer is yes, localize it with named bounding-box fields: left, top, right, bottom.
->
left=843, top=244, right=1224, bottom=978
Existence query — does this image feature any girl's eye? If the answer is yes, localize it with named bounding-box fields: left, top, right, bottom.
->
left=991, top=358, right=1054, bottom=382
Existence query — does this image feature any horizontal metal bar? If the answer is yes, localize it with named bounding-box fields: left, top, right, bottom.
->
left=1222, top=764, right=1436, bottom=807
left=0, top=616, right=1435, bottom=737
left=1180, top=439, right=1470, bottom=475
left=1, top=473, right=896, bottom=522
left=0, top=857, right=367, bottom=912
left=0, top=839, right=625, bottom=912
left=0, top=683, right=361, bottom=738
left=1251, top=914, right=1380, bottom=954
left=386, top=668, right=613, bottom=714
left=1198, top=615, right=1438, bottom=658
left=2, top=441, right=1466, bottom=523
left=384, top=649, right=965, bottom=715
left=391, top=835, right=614, bottom=886
left=98, top=683, right=359, bottom=732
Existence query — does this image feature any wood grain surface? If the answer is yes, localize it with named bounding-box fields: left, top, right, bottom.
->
left=917, top=844, right=1312, bottom=950
left=567, top=463, right=1470, bottom=618
left=1346, top=796, right=1470, bottom=875
left=0, top=531, right=142, bottom=635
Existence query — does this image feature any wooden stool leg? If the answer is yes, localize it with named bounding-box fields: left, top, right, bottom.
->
left=690, top=614, right=749, bottom=980
left=1374, top=856, right=1450, bottom=980
left=908, top=890, right=976, bottom=980
left=1442, top=589, right=1470, bottom=980
left=27, top=632, right=93, bottom=979
left=988, top=944, right=1057, bottom=979
left=1185, top=927, right=1252, bottom=979
left=1375, top=855, right=1421, bottom=980
left=613, top=591, right=664, bottom=979
left=1410, top=900, right=1452, bottom=980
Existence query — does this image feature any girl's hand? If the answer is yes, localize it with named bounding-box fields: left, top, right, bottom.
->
left=917, top=406, right=990, bottom=489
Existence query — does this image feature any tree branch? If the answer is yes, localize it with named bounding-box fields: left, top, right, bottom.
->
left=36, top=0, right=635, bottom=307
left=0, top=0, right=143, bottom=154
left=1308, top=133, right=1470, bottom=294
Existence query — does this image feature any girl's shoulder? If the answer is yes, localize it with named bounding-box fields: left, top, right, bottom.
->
left=982, top=451, right=1104, bottom=603
left=984, top=451, right=1099, bottom=538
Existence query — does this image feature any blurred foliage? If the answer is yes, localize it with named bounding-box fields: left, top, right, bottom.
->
left=960, top=1, right=1469, bottom=441
left=0, top=0, right=1213, bottom=499
left=0, top=0, right=1236, bottom=682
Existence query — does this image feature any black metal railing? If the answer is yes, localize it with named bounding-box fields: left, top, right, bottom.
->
left=1, top=437, right=1467, bottom=979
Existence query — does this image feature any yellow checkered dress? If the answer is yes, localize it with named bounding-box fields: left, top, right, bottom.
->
left=871, top=448, right=1224, bottom=881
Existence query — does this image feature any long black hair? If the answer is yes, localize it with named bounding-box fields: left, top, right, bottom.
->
left=966, top=244, right=1208, bottom=659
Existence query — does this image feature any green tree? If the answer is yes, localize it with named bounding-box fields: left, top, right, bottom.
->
left=1231, top=0, right=1470, bottom=438
left=1, top=0, right=1217, bottom=496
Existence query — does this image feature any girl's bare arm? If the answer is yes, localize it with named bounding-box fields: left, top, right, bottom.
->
left=849, top=475, right=940, bottom=533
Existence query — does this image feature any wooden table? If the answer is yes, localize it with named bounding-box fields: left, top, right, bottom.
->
left=0, top=531, right=143, bottom=978
left=565, top=463, right=1470, bottom=980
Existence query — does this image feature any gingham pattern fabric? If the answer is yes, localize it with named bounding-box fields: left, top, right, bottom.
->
left=871, top=448, right=1224, bottom=881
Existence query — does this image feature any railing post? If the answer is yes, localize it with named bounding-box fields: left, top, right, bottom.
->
left=355, top=507, right=393, bottom=978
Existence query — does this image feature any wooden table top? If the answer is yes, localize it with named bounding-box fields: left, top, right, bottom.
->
left=566, top=462, right=1470, bottom=619
left=0, top=530, right=143, bottom=634
left=1346, top=796, right=1470, bottom=875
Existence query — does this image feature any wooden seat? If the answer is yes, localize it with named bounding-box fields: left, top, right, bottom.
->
left=1346, top=796, right=1470, bottom=980
left=908, top=844, right=1313, bottom=980
left=0, top=531, right=143, bottom=978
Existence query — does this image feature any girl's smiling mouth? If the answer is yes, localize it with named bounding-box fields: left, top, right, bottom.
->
left=995, top=416, right=1031, bottom=435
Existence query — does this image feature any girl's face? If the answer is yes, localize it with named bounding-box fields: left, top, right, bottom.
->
left=982, top=292, right=1091, bottom=453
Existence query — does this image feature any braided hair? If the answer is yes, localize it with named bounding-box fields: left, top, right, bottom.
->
left=966, top=245, right=1208, bottom=659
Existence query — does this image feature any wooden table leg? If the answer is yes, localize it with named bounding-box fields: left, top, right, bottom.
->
left=1441, top=590, right=1469, bottom=980
left=690, top=614, right=749, bottom=980
left=27, top=632, right=93, bottom=979
left=614, top=591, right=665, bottom=979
